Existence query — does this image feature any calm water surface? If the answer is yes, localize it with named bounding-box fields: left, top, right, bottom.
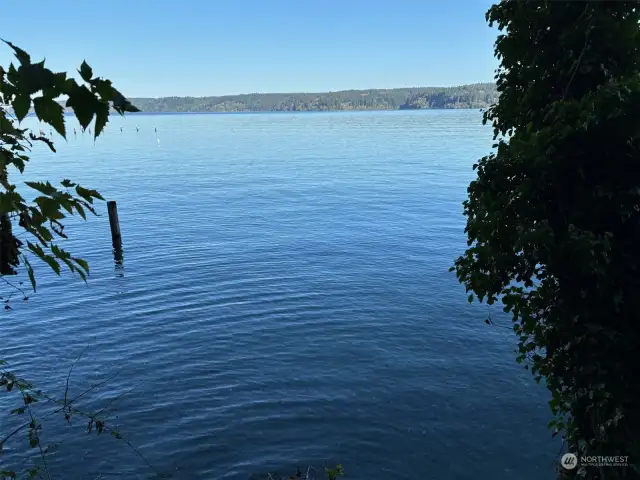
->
left=1, top=110, right=556, bottom=479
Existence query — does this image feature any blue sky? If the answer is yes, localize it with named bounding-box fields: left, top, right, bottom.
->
left=1, top=0, right=498, bottom=98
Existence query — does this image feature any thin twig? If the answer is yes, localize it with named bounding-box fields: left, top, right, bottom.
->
left=64, top=343, right=94, bottom=408
left=67, top=370, right=123, bottom=407
left=95, top=379, right=150, bottom=420
left=1, top=422, right=29, bottom=446
left=23, top=391, right=52, bottom=480
left=103, top=426, right=160, bottom=476
left=2, top=348, right=159, bottom=478
left=0, top=275, right=27, bottom=297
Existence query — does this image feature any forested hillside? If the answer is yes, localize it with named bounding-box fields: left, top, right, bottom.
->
left=399, top=84, right=497, bottom=109
left=128, top=83, right=497, bottom=112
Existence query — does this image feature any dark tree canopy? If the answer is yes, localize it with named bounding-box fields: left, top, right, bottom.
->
left=453, top=1, right=640, bottom=478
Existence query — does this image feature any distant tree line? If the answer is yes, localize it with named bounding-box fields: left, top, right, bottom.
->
left=399, top=83, right=498, bottom=110
left=127, top=83, right=497, bottom=113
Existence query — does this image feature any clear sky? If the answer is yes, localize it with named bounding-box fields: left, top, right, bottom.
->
left=1, top=0, right=499, bottom=98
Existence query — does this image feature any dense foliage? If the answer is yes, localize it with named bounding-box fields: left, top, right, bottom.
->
left=453, top=1, right=639, bottom=478
left=0, top=40, right=138, bottom=286
left=127, top=83, right=497, bottom=113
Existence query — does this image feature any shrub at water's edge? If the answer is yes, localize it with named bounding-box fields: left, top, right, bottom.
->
left=452, top=2, right=639, bottom=478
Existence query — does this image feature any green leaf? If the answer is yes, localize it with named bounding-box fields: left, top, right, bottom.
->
left=25, top=181, right=58, bottom=196
left=60, top=179, right=76, bottom=188
left=91, top=78, right=114, bottom=102
left=12, top=156, right=26, bottom=173
left=66, top=85, right=97, bottom=130
left=60, top=257, right=77, bottom=275
left=75, top=185, right=104, bottom=202
left=76, top=267, right=87, bottom=282
left=29, top=132, right=56, bottom=152
left=94, top=102, right=109, bottom=139
left=12, top=93, right=31, bottom=121
left=33, top=97, right=66, bottom=137
left=42, top=255, right=61, bottom=275
left=2, top=39, right=30, bottom=65
left=59, top=199, right=74, bottom=214
left=74, top=257, right=89, bottom=275
left=52, top=71, right=67, bottom=89
left=27, top=242, right=45, bottom=259
left=111, top=88, right=140, bottom=114
left=0, top=191, right=18, bottom=214
left=50, top=244, right=69, bottom=260
left=17, top=62, right=55, bottom=95
left=29, top=438, right=39, bottom=448
left=23, top=256, right=36, bottom=292
left=79, top=60, right=93, bottom=82
left=34, top=196, right=64, bottom=219
left=75, top=202, right=86, bottom=219
left=10, top=407, right=25, bottom=415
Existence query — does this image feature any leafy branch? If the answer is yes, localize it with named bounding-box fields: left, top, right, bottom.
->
left=0, top=351, right=157, bottom=479
left=0, top=39, right=138, bottom=295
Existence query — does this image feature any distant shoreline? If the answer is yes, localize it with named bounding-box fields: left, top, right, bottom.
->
left=123, top=107, right=487, bottom=115
left=13, top=83, right=497, bottom=116
left=31, top=107, right=486, bottom=119
left=127, top=83, right=497, bottom=113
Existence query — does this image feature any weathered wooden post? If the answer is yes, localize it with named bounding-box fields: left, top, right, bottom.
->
left=107, top=201, right=122, bottom=259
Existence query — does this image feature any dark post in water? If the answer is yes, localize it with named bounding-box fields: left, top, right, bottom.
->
left=107, top=201, right=123, bottom=257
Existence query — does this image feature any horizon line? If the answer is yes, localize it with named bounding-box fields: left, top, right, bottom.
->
left=129, top=81, right=496, bottom=99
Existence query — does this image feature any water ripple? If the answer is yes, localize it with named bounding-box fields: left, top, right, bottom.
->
left=1, top=111, right=556, bottom=480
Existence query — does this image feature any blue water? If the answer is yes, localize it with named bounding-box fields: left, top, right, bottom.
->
left=1, top=110, right=556, bottom=479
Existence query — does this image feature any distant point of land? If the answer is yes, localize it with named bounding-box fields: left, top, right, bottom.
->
left=126, top=83, right=497, bottom=113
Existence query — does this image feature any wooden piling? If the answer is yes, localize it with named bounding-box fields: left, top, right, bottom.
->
left=107, top=201, right=122, bottom=253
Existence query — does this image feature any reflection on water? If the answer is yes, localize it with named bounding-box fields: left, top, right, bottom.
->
left=114, top=247, right=124, bottom=276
